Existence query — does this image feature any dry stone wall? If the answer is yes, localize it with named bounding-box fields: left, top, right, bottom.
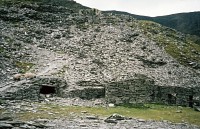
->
left=156, top=86, right=200, bottom=107
left=65, top=87, right=105, bottom=100
left=106, top=75, right=155, bottom=104
left=0, top=77, right=68, bottom=100
left=106, top=75, right=200, bottom=107
left=1, top=75, right=199, bottom=108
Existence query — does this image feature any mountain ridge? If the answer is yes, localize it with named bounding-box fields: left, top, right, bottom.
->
left=104, top=10, right=200, bottom=38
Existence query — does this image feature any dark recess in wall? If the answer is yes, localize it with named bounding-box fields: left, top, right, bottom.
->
left=40, top=85, right=56, bottom=94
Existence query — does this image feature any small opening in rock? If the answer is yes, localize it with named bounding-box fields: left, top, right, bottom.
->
left=150, top=92, right=155, bottom=101
left=168, top=94, right=176, bottom=104
left=40, top=85, right=56, bottom=94
left=96, top=92, right=105, bottom=98
left=189, top=95, right=193, bottom=108
left=168, top=94, right=172, bottom=104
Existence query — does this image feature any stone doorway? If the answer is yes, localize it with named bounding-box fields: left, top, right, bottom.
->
left=188, top=95, right=193, bottom=107
left=168, top=94, right=176, bottom=104
left=40, top=85, right=56, bottom=95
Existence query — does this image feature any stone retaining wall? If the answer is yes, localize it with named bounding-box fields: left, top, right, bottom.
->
left=155, top=86, right=200, bottom=107
left=1, top=75, right=199, bottom=108
left=0, top=77, right=68, bottom=100
left=106, top=75, right=200, bottom=107
left=65, top=87, right=105, bottom=100
left=105, top=75, right=155, bottom=104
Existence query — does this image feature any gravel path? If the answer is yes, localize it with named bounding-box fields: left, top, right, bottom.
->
left=47, top=117, right=200, bottom=129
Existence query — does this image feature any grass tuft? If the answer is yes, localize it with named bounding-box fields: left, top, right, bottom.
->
left=15, top=61, right=34, bottom=73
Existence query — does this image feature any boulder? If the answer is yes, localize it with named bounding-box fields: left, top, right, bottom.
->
left=107, top=113, right=127, bottom=120
left=104, top=113, right=131, bottom=124
left=0, top=123, right=13, bottom=129
left=194, top=106, right=200, bottom=112
left=104, top=119, right=117, bottom=124
left=108, top=103, right=115, bottom=107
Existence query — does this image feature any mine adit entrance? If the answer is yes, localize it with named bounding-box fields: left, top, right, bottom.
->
left=188, top=95, right=194, bottom=108
left=40, top=84, right=56, bottom=95
left=167, top=93, right=176, bottom=105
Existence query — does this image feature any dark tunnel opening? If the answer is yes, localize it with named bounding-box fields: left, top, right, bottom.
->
left=40, top=85, right=56, bottom=94
left=189, top=95, right=193, bottom=108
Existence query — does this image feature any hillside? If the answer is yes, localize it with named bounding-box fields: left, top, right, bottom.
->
left=0, top=0, right=200, bottom=90
left=153, top=12, right=200, bottom=37
left=0, top=0, right=200, bottom=128
left=104, top=11, right=200, bottom=39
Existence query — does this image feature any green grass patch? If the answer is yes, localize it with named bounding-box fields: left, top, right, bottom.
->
left=16, top=103, right=200, bottom=126
left=15, top=61, right=34, bottom=73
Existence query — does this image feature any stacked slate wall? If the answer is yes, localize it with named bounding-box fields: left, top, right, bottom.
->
left=65, top=87, right=105, bottom=100
left=156, top=86, right=200, bottom=107
left=106, top=75, right=155, bottom=104
left=106, top=76, right=200, bottom=107
left=0, top=77, right=68, bottom=100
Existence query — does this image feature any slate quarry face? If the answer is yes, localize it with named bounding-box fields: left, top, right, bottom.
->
left=0, top=0, right=200, bottom=107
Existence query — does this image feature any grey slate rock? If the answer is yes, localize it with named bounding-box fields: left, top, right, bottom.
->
left=104, top=119, right=118, bottom=124
left=0, top=123, right=13, bottom=129
left=86, top=116, right=98, bottom=120
left=107, top=113, right=127, bottom=120
left=194, top=106, right=200, bottom=112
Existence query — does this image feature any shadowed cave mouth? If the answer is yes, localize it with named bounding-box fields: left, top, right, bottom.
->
left=189, top=95, right=193, bottom=108
left=40, top=85, right=56, bottom=94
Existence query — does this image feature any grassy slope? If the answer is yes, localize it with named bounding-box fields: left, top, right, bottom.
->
left=152, top=12, right=200, bottom=37
left=138, top=20, right=200, bottom=68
